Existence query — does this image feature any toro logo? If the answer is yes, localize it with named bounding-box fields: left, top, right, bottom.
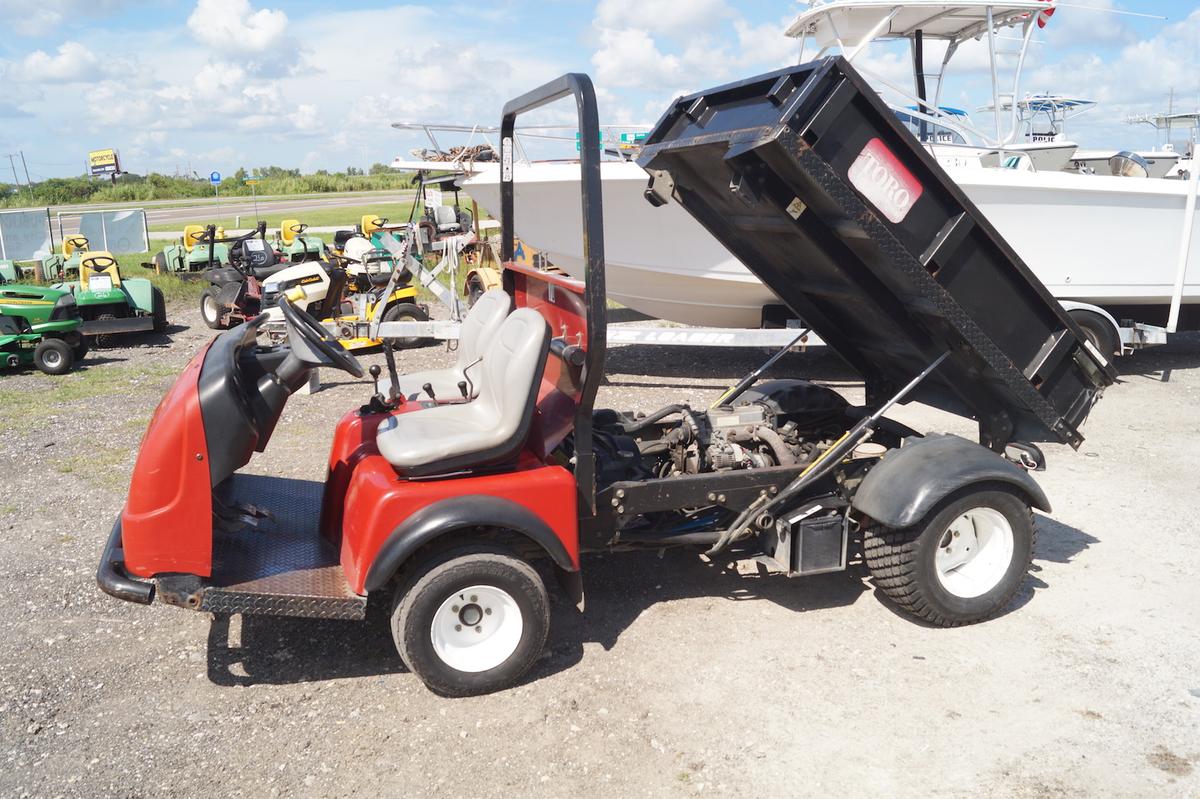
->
left=846, top=138, right=923, bottom=224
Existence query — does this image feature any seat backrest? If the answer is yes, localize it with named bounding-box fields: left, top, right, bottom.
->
left=456, top=289, right=511, bottom=375
left=182, top=226, right=204, bottom=252
left=433, top=205, right=459, bottom=227
left=0, top=315, right=22, bottom=335
left=361, top=215, right=385, bottom=237
left=64, top=235, right=89, bottom=258
left=280, top=219, right=301, bottom=245
left=474, top=307, right=551, bottom=446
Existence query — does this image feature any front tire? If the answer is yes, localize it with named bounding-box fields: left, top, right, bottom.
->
left=862, top=488, right=1034, bottom=627
left=1068, top=309, right=1120, bottom=360
left=390, top=545, right=550, bottom=697
left=380, top=302, right=430, bottom=350
left=201, top=286, right=227, bottom=330
left=33, top=338, right=73, bottom=375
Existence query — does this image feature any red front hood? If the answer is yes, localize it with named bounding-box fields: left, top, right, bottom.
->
left=122, top=341, right=214, bottom=578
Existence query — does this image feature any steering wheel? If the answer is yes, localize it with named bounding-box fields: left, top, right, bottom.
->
left=195, top=228, right=214, bottom=243
left=372, top=218, right=387, bottom=228
left=69, top=236, right=88, bottom=249
left=82, top=255, right=117, bottom=270
left=277, top=296, right=364, bottom=378
left=290, top=223, right=308, bottom=234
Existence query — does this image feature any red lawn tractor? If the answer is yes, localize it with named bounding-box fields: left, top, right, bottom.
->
left=99, top=63, right=1114, bottom=696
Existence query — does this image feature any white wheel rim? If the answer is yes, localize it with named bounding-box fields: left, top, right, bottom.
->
left=43, top=349, right=61, bottom=367
left=203, top=295, right=217, bottom=319
left=933, top=507, right=1015, bottom=599
left=430, top=585, right=523, bottom=673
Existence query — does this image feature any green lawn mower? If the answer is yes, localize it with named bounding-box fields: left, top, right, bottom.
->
left=52, top=251, right=166, bottom=347
left=39, top=235, right=91, bottom=282
left=151, top=224, right=231, bottom=275
left=0, top=283, right=87, bottom=374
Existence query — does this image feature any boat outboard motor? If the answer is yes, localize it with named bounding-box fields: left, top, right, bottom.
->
left=1110, top=151, right=1150, bottom=178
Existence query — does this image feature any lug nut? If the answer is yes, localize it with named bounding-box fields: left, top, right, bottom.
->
left=455, top=624, right=462, bottom=631
left=475, top=626, right=482, bottom=633
left=485, top=608, right=492, bottom=615
left=470, top=595, right=477, bottom=603
left=452, top=605, right=460, bottom=612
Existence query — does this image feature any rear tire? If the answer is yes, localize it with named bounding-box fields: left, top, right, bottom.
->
left=466, top=275, right=485, bottom=307
left=201, top=286, right=226, bottom=330
left=151, top=286, right=168, bottom=332
left=70, top=335, right=88, bottom=361
left=862, top=489, right=1034, bottom=627
left=390, top=545, right=549, bottom=697
left=1068, top=309, right=1119, bottom=359
left=381, top=302, right=429, bottom=350
left=152, top=251, right=168, bottom=274
left=33, top=338, right=73, bottom=375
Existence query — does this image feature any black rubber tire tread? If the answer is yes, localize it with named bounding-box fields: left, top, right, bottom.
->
left=200, top=286, right=227, bottom=330
left=33, top=338, right=73, bottom=375
left=93, top=313, right=118, bottom=348
left=151, top=286, right=168, bottom=332
left=153, top=251, right=168, bottom=273
left=380, top=301, right=430, bottom=350
left=390, top=544, right=549, bottom=697
left=862, top=487, right=1035, bottom=628
left=71, top=336, right=88, bottom=361
left=466, top=275, right=485, bottom=308
left=1068, top=309, right=1120, bottom=359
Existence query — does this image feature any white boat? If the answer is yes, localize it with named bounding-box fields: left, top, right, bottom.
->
left=420, top=2, right=1200, bottom=330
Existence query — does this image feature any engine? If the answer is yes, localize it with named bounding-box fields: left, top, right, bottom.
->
left=592, top=379, right=851, bottom=485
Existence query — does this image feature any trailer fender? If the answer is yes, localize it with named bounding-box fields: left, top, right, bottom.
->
left=363, top=496, right=576, bottom=593
left=851, top=433, right=1051, bottom=529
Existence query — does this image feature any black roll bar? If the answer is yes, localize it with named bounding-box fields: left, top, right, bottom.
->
left=500, top=73, right=607, bottom=516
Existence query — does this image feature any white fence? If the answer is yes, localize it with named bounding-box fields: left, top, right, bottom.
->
left=0, top=208, right=53, bottom=260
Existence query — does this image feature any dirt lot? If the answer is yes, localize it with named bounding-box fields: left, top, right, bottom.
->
left=1, top=302, right=1198, bottom=797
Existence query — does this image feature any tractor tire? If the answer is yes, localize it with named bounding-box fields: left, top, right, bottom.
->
left=390, top=545, right=550, bottom=697
left=93, top=313, right=118, bottom=348
left=33, top=338, right=74, bottom=375
left=152, top=251, right=168, bottom=274
left=862, top=488, right=1034, bottom=627
left=151, top=286, right=168, bottom=332
left=201, top=286, right=227, bottom=330
left=381, top=302, right=430, bottom=350
left=70, top=335, right=88, bottom=362
left=1068, top=309, right=1119, bottom=360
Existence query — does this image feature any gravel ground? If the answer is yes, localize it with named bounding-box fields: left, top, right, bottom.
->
left=1, top=302, right=1198, bottom=798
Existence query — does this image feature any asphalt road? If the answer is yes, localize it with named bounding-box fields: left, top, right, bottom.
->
left=0, top=304, right=1197, bottom=797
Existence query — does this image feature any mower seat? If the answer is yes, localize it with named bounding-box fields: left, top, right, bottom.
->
left=390, top=289, right=510, bottom=400
left=432, top=205, right=461, bottom=233
left=375, top=308, right=550, bottom=475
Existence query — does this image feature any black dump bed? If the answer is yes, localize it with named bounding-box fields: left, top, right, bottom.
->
left=638, top=57, right=1115, bottom=449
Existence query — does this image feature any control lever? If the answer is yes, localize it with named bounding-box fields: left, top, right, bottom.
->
left=457, top=380, right=469, bottom=399
left=423, top=382, right=436, bottom=400
left=369, top=365, right=384, bottom=402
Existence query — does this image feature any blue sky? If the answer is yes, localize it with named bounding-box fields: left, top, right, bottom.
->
left=0, top=0, right=1197, bottom=180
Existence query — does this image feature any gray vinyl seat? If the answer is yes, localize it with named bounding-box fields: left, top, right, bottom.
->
left=432, top=205, right=462, bottom=233
left=388, top=289, right=510, bottom=401
left=376, top=308, right=551, bottom=476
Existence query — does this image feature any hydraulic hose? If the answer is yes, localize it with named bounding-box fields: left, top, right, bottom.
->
left=621, top=404, right=687, bottom=435
left=751, top=425, right=797, bottom=467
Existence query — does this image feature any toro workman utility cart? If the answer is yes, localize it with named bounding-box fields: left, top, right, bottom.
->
left=99, top=62, right=1114, bottom=697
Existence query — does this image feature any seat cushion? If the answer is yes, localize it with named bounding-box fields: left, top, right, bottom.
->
left=376, top=308, right=550, bottom=476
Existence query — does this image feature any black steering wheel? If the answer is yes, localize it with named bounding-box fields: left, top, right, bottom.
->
left=83, top=255, right=117, bottom=270
left=290, top=223, right=308, bottom=235
left=277, top=296, right=364, bottom=378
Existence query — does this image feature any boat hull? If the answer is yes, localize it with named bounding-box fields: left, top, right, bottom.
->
left=463, top=160, right=1200, bottom=328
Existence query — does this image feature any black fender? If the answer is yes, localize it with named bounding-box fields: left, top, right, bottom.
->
left=851, top=433, right=1051, bottom=529
left=363, top=496, right=576, bottom=592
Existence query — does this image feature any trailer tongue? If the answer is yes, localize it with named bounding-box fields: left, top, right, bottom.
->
left=638, top=57, right=1114, bottom=451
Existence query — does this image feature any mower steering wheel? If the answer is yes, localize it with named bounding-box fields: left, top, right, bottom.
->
left=290, top=223, right=307, bottom=234
left=83, top=255, right=117, bottom=269
left=277, top=296, right=364, bottom=378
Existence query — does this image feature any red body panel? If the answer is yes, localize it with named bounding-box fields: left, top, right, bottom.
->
left=324, top=397, right=580, bottom=595
left=122, top=342, right=213, bottom=578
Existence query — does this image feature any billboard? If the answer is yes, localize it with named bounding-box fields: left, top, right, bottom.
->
left=88, top=148, right=121, bottom=176
left=0, top=209, right=54, bottom=261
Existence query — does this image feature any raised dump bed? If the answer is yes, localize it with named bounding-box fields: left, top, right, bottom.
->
left=638, top=56, right=1116, bottom=450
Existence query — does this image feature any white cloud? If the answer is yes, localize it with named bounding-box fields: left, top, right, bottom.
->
left=594, top=0, right=731, bottom=32
left=187, top=0, right=288, bottom=53
left=592, top=28, right=682, bottom=88
left=0, top=0, right=133, bottom=36
left=13, top=41, right=109, bottom=83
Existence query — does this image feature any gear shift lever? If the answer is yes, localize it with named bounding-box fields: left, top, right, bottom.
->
left=423, top=382, right=436, bottom=400
left=458, top=380, right=469, bottom=399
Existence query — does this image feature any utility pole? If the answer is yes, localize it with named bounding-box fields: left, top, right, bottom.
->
left=18, top=151, right=31, bottom=187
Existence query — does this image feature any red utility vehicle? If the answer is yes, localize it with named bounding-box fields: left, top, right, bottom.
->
left=99, top=64, right=1114, bottom=696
